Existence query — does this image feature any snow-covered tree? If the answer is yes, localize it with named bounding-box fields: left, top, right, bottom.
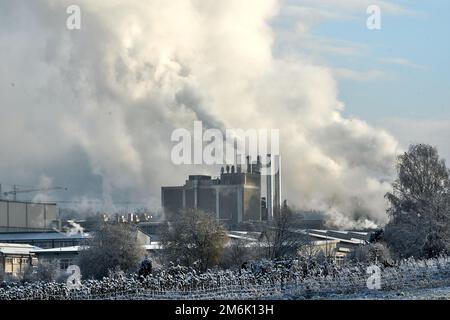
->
left=78, top=222, right=145, bottom=279
left=160, top=208, right=227, bottom=272
left=384, top=144, right=450, bottom=259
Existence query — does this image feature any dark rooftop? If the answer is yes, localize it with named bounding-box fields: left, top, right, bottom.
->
left=0, top=231, right=88, bottom=241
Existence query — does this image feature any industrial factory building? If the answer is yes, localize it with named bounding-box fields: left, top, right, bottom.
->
left=162, top=155, right=281, bottom=227
left=0, top=199, right=59, bottom=232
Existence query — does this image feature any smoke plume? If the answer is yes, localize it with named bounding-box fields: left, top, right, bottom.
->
left=0, top=0, right=399, bottom=227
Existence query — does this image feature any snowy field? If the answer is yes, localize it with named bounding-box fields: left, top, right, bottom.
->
left=309, top=286, right=450, bottom=300
left=1, top=257, right=450, bottom=300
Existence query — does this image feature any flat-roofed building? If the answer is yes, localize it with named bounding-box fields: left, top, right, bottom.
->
left=0, top=243, right=38, bottom=277
left=162, top=164, right=262, bottom=227
left=0, top=231, right=89, bottom=249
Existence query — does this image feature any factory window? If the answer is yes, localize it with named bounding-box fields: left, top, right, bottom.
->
left=5, top=258, right=13, bottom=273
left=60, top=241, right=75, bottom=247
left=36, top=241, right=53, bottom=249
left=335, top=256, right=344, bottom=266
left=59, top=259, right=73, bottom=271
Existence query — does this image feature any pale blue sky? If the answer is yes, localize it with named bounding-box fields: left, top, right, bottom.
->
left=272, top=0, right=450, bottom=159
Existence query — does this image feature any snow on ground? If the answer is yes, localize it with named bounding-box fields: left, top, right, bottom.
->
left=2, top=256, right=450, bottom=300
left=308, top=286, right=450, bottom=300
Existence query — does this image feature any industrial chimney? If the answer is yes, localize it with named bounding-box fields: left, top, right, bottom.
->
left=266, top=154, right=282, bottom=220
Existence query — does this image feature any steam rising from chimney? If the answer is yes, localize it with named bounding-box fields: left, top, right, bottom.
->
left=0, top=0, right=398, bottom=228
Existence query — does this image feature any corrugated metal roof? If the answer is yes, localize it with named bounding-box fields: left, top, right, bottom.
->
left=306, top=232, right=366, bottom=245
left=0, top=232, right=88, bottom=241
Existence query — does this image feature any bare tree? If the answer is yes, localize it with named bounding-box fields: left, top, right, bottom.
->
left=160, top=208, right=227, bottom=272
left=219, top=238, right=257, bottom=269
left=259, top=201, right=310, bottom=260
left=22, top=261, right=59, bottom=283
left=78, top=222, right=145, bottom=279
left=384, top=144, right=450, bottom=259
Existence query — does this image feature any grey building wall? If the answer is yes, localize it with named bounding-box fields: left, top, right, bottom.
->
left=161, top=170, right=263, bottom=226
left=218, top=186, right=238, bottom=224
left=243, top=187, right=261, bottom=221
left=197, top=188, right=216, bottom=215
left=185, top=188, right=196, bottom=208
left=0, top=200, right=58, bottom=232
left=161, top=187, right=183, bottom=215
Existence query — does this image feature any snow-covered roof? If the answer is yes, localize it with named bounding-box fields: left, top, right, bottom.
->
left=310, top=239, right=340, bottom=246
left=31, top=246, right=83, bottom=254
left=227, top=233, right=258, bottom=242
left=32, top=242, right=164, bottom=253
left=310, top=229, right=369, bottom=236
left=143, top=242, right=162, bottom=250
left=0, top=243, right=40, bottom=255
left=305, top=232, right=366, bottom=245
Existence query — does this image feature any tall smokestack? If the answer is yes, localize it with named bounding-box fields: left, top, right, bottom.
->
left=256, top=155, right=261, bottom=174
left=273, top=154, right=281, bottom=217
left=266, top=154, right=281, bottom=220
left=266, top=154, right=273, bottom=220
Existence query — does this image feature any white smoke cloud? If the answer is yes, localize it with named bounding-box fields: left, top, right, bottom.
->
left=31, top=175, right=54, bottom=203
left=0, top=0, right=399, bottom=227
